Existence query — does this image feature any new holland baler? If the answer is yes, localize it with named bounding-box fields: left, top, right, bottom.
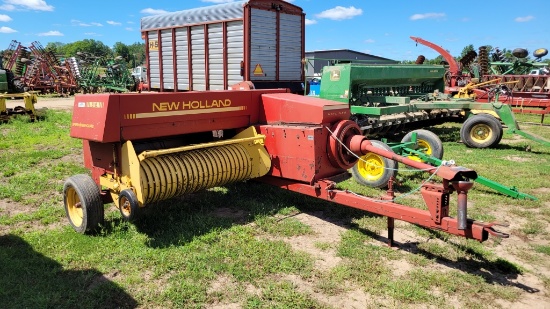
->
left=63, top=88, right=508, bottom=245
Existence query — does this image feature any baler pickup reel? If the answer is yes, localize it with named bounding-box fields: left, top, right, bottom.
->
left=64, top=90, right=508, bottom=246
left=105, top=126, right=271, bottom=217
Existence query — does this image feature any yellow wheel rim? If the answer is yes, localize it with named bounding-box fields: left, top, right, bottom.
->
left=470, top=124, right=492, bottom=143
left=120, top=196, right=132, bottom=218
left=357, top=153, right=385, bottom=181
left=408, top=139, right=433, bottom=162
left=66, top=187, right=83, bottom=227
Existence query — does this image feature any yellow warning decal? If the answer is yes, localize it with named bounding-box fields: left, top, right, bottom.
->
left=253, top=64, right=264, bottom=76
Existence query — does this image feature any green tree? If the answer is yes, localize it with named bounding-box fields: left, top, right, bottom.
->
left=45, top=42, right=66, bottom=55
left=483, top=45, right=493, bottom=54
left=427, top=55, right=446, bottom=65
left=127, top=42, right=146, bottom=67
left=113, top=42, right=130, bottom=62
left=62, top=39, right=112, bottom=58
left=460, top=44, right=475, bottom=59
left=112, top=41, right=146, bottom=68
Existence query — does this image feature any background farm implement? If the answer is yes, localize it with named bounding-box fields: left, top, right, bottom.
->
left=2, top=40, right=78, bottom=95
left=75, top=53, right=137, bottom=94
left=304, top=61, right=549, bottom=200
left=411, top=36, right=550, bottom=123
left=1, top=40, right=136, bottom=96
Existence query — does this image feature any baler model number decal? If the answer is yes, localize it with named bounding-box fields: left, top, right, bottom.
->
left=72, top=122, right=94, bottom=128
left=77, top=101, right=104, bottom=108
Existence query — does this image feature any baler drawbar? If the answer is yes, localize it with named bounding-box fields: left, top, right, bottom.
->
left=64, top=89, right=508, bottom=244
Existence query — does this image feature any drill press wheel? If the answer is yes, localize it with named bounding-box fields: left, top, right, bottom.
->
left=400, top=129, right=444, bottom=162
left=460, top=114, right=503, bottom=148
left=351, top=140, right=398, bottom=188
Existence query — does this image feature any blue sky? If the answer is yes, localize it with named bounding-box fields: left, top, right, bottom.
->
left=1, top=0, right=548, bottom=61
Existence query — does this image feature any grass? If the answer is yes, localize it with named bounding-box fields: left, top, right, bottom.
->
left=535, top=245, right=550, bottom=256
left=0, top=110, right=549, bottom=308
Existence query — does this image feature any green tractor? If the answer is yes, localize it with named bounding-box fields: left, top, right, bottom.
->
left=0, top=63, right=28, bottom=94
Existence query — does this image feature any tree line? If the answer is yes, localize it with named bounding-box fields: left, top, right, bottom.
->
left=44, top=39, right=146, bottom=68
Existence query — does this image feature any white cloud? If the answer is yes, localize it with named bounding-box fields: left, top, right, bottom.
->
left=316, top=6, right=362, bottom=21
left=127, top=21, right=134, bottom=24
left=107, top=20, right=121, bottom=26
left=515, top=15, right=534, bottom=22
left=71, top=19, right=102, bottom=27
left=0, top=14, right=11, bottom=21
left=125, top=27, right=133, bottom=31
left=305, top=19, right=317, bottom=25
left=202, top=0, right=293, bottom=2
left=202, top=0, right=233, bottom=2
left=410, top=13, right=446, bottom=21
left=84, top=32, right=102, bottom=37
left=38, top=30, right=63, bottom=36
left=0, top=4, right=15, bottom=11
left=0, top=26, right=16, bottom=33
left=364, top=39, right=375, bottom=43
left=71, top=19, right=89, bottom=26
left=140, top=8, right=169, bottom=15
left=5, top=0, right=53, bottom=11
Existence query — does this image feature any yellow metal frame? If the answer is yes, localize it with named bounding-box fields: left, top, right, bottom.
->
left=453, top=78, right=502, bottom=99
left=0, top=92, right=38, bottom=115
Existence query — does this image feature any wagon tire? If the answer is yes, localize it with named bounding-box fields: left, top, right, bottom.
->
left=460, top=114, right=503, bottom=148
left=351, top=140, right=398, bottom=188
left=400, top=129, right=444, bottom=162
left=63, top=174, right=104, bottom=234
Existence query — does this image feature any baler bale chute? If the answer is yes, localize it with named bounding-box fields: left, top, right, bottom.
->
left=64, top=89, right=508, bottom=245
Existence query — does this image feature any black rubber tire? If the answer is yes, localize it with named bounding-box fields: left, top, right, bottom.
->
left=63, top=174, right=104, bottom=234
left=13, top=80, right=27, bottom=93
left=400, top=129, right=444, bottom=161
left=533, top=48, right=548, bottom=59
left=118, top=189, right=140, bottom=222
left=351, top=140, right=398, bottom=188
left=460, top=114, right=503, bottom=148
left=512, top=48, right=528, bottom=59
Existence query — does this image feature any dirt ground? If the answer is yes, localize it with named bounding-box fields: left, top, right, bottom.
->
left=6, top=96, right=75, bottom=111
